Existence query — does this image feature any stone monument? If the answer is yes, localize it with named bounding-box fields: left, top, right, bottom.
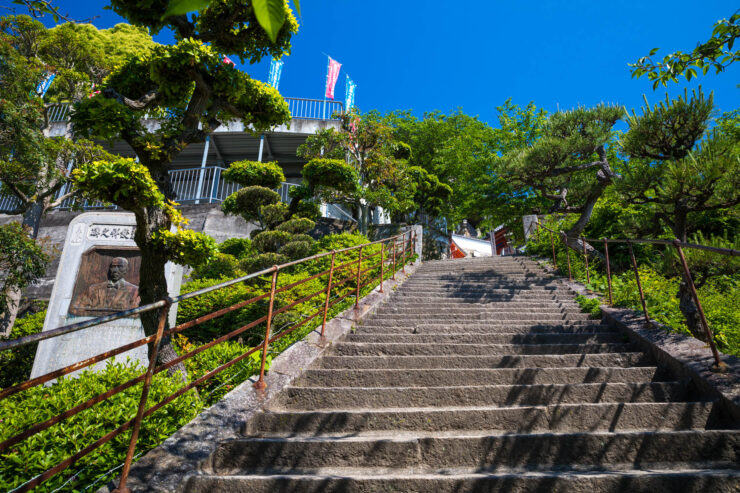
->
left=30, top=212, right=183, bottom=379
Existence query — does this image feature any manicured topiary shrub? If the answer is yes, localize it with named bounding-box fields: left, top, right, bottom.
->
left=221, top=186, right=280, bottom=225
left=302, top=158, right=358, bottom=194
left=261, top=202, right=289, bottom=229
left=276, top=217, right=315, bottom=235
left=218, top=238, right=255, bottom=259
left=280, top=240, right=313, bottom=260
left=222, top=160, right=285, bottom=189
left=191, top=252, right=241, bottom=280
left=239, top=252, right=288, bottom=273
left=252, top=230, right=293, bottom=253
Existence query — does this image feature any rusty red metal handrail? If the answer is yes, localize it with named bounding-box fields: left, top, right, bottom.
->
left=533, top=221, right=729, bottom=373
left=0, top=229, right=417, bottom=493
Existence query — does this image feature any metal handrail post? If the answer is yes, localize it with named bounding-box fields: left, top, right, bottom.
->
left=627, top=240, right=650, bottom=327
left=582, top=236, right=590, bottom=284
left=549, top=230, right=557, bottom=270
left=320, top=251, right=336, bottom=337
left=392, top=237, right=397, bottom=280
left=561, top=232, right=572, bottom=281
left=401, top=232, right=407, bottom=274
left=355, top=245, right=364, bottom=308
left=254, top=267, right=279, bottom=390
left=604, top=238, right=613, bottom=305
left=114, top=300, right=171, bottom=493
left=379, top=242, right=385, bottom=293
left=673, top=240, right=728, bottom=373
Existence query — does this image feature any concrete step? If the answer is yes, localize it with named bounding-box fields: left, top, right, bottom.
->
left=329, top=342, right=638, bottom=356
left=364, top=317, right=595, bottom=325
left=293, top=367, right=666, bottom=388
left=355, top=323, right=612, bottom=334
left=185, top=468, right=740, bottom=493
left=270, top=382, right=689, bottom=410
left=342, top=333, right=625, bottom=345
left=245, top=402, right=717, bottom=435
left=208, top=430, right=740, bottom=472
left=315, top=353, right=652, bottom=369
left=373, top=307, right=583, bottom=316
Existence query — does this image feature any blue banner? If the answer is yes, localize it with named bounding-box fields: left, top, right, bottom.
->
left=268, top=59, right=284, bottom=89
left=35, top=73, right=56, bottom=98
left=345, top=74, right=357, bottom=110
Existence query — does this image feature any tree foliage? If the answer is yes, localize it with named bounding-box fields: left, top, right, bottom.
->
left=630, top=10, right=740, bottom=88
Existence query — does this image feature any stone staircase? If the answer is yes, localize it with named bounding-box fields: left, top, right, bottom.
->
left=187, top=256, right=740, bottom=492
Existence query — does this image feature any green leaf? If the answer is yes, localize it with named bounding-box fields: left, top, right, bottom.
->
left=253, top=0, right=286, bottom=43
left=293, top=0, right=301, bottom=17
left=161, top=0, right=212, bottom=20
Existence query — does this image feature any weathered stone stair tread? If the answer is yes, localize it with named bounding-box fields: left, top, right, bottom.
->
left=343, top=333, right=624, bottom=344
left=294, top=367, right=666, bottom=387
left=246, top=401, right=717, bottom=435
left=317, top=353, right=652, bottom=369
left=209, top=430, right=740, bottom=471
left=355, top=324, right=613, bottom=334
left=271, top=382, right=689, bottom=409
left=330, top=342, right=638, bottom=356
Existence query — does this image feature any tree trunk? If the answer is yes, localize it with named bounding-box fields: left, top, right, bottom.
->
left=0, top=284, right=22, bottom=338
left=562, top=194, right=606, bottom=262
left=22, top=200, right=45, bottom=239
left=135, top=205, right=187, bottom=381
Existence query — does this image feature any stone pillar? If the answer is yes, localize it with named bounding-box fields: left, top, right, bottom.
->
left=523, top=215, right=539, bottom=241
left=412, top=224, right=423, bottom=264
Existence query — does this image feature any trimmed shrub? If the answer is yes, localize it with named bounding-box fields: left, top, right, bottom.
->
left=280, top=240, right=312, bottom=260
left=221, top=186, right=280, bottom=223
left=291, top=199, right=321, bottom=221
left=292, top=234, right=315, bottom=244
left=177, top=277, right=266, bottom=344
left=0, top=310, right=45, bottom=388
left=222, top=160, right=285, bottom=189
left=261, top=202, right=289, bottom=229
left=240, top=252, right=288, bottom=273
left=0, top=360, right=200, bottom=492
left=253, top=230, right=293, bottom=253
left=218, top=238, right=255, bottom=259
left=276, top=217, right=315, bottom=235
left=191, top=252, right=241, bottom=280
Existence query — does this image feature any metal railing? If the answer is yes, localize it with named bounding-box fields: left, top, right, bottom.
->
left=41, top=98, right=344, bottom=124
left=0, top=230, right=417, bottom=492
left=531, top=221, right=737, bottom=373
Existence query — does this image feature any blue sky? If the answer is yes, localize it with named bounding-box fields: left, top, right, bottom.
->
left=38, top=1, right=739, bottom=124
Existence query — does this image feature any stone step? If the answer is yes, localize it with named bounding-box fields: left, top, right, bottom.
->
left=342, top=333, right=625, bottom=345
left=245, top=401, right=717, bottom=436
left=315, top=353, right=652, bottom=370
left=356, top=323, right=611, bottom=334
left=374, top=306, right=582, bottom=315
left=292, top=367, right=666, bottom=388
left=271, top=381, right=689, bottom=410
left=395, top=285, right=567, bottom=292
left=391, top=294, right=568, bottom=302
left=365, top=315, right=594, bottom=324
left=329, top=342, right=638, bottom=356
left=208, top=430, right=740, bottom=472
left=185, top=468, right=740, bottom=493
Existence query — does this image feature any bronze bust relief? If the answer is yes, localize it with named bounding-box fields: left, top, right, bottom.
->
left=69, top=249, right=141, bottom=317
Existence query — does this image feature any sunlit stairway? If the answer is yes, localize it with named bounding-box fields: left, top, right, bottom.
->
left=187, top=256, right=740, bottom=492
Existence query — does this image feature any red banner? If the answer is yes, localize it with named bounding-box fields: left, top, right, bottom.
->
left=325, top=57, right=342, bottom=100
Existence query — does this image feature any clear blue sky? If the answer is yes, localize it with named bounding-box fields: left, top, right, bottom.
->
left=38, top=0, right=739, bottom=124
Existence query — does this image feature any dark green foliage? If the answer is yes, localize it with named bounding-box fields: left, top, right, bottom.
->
left=191, top=252, right=241, bottom=280
left=0, top=360, right=200, bottom=492
left=280, top=240, right=312, bottom=260
left=240, top=252, right=288, bottom=273
left=261, top=202, right=289, bottom=229
left=223, top=160, right=285, bottom=189
left=291, top=233, right=314, bottom=244
left=302, top=158, right=358, bottom=194
left=177, top=277, right=266, bottom=345
left=218, top=237, right=256, bottom=259
left=276, top=217, right=315, bottom=234
left=0, top=310, right=44, bottom=388
left=0, top=223, right=48, bottom=314
left=622, top=90, right=713, bottom=161
left=575, top=295, right=602, bottom=319
left=221, top=186, right=280, bottom=225
left=291, top=199, right=321, bottom=221
left=252, top=230, right=292, bottom=253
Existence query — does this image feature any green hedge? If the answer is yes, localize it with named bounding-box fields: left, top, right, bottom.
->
left=0, top=310, right=45, bottom=388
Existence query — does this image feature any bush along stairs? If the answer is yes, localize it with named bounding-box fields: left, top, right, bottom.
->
left=187, top=256, right=740, bottom=492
